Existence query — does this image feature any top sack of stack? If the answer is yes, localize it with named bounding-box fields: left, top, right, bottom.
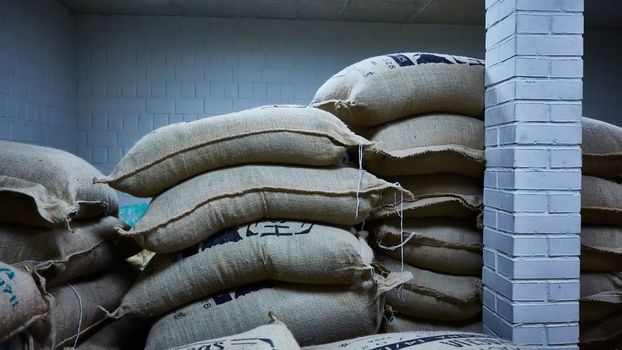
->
left=582, top=117, right=622, bottom=178
left=97, top=105, right=369, bottom=197
left=0, top=141, right=118, bottom=228
left=311, top=52, right=485, bottom=127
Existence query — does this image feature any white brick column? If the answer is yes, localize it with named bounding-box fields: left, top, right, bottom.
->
left=483, top=1, right=583, bottom=348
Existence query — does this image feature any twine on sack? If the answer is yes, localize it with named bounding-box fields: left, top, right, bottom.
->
left=66, top=283, right=84, bottom=349
left=376, top=182, right=413, bottom=272
left=355, top=143, right=365, bottom=219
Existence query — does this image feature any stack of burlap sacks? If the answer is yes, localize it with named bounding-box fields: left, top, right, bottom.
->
left=168, top=313, right=528, bottom=350
left=579, top=117, right=622, bottom=348
left=0, top=141, right=141, bottom=349
left=311, top=52, right=485, bottom=332
left=96, top=105, right=413, bottom=349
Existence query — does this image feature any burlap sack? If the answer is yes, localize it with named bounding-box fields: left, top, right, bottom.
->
left=580, top=310, right=622, bottom=349
left=582, top=117, right=622, bottom=178
left=370, top=218, right=482, bottom=275
left=362, top=114, right=484, bottom=177
left=580, top=272, right=622, bottom=322
left=167, top=314, right=301, bottom=350
left=96, top=106, right=370, bottom=197
left=580, top=225, right=622, bottom=271
left=0, top=141, right=118, bottom=227
left=385, top=315, right=482, bottom=334
left=119, top=165, right=406, bottom=253
left=145, top=273, right=411, bottom=349
left=26, top=266, right=137, bottom=349
left=0, top=262, right=49, bottom=343
left=0, top=217, right=139, bottom=287
left=311, top=53, right=485, bottom=127
left=76, top=317, right=150, bottom=350
left=303, top=332, right=526, bottom=350
left=372, top=174, right=483, bottom=219
left=115, top=220, right=374, bottom=318
left=377, top=255, right=482, bottom=321
left=581, top=176, right=622, bottom=225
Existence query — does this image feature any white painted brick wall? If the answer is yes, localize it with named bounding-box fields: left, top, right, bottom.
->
left=0, top=0, right=77, bottom=153
left=74, top=15, right=484, bottom=203
left=484, top=0, right=582, bottom=348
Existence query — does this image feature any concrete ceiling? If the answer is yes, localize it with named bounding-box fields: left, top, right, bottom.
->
left=60, top=0, right=622, bottom=28
left=60, top=0, right=484, bottom=25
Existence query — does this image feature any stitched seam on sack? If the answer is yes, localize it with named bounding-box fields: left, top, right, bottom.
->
left=104, top=129, right=371, bottom=183
left=405, top=284, right=479, bottom=304
left=376, top=231, right=481, bottom=251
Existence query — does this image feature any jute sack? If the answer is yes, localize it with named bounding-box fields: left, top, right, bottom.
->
left=167, top=313, right=301, bottom=350
left=26, top=266, right=137, bottom=349
left=303, top=332, right=527, bottom=350
left=370, top=218, right=482, bottom=275
left=76, top=317, right=150, bottom=350
left=580, top=310, right=622, bottom=349
left=119, top=165, right=406, bottom=253
left=580, top=225, right=622, bottom=271
left=0, top=217, right=139, bottom=288
left=385, top=315, right=482, bottom=334
left=0, top=141, right=118, bottom=227
left=580, top=272, right=622, bottom=322
left=362, top=114, right=484, bottom=177
left=96, top=106, right=370, bottom=197
left=144, top=273, right=411, bottom=349
left=377, top=255, right=482, bottom=321
left=582, top=117, right=622, bottom=178
left=581, top=176, right=622, bottom=225
left=373, top=174, right=483, bottom=219
left=311, top=52, right=485, bottom=127
left=0, top=262, right=49, bottom=343
left=115, top=220, right=374, bottom=318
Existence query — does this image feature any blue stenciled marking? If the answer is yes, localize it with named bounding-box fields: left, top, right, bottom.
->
left=0, top=267, right=19, bottom=309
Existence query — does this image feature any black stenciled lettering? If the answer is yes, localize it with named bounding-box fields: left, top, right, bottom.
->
left=181, top=228, right=242, bottom=258
left=245, top=221, right=314, bottom=237
left=415, top=53, right=453, bottom=65
left=388, top=54, right=415, bottom=67
left=212, top=291, right=233, bottom=305
left=173, top=311, right=187, bottom=320
left=231, top=338, right=275, bottom=348
left=234, top=281, right=275, bottom=298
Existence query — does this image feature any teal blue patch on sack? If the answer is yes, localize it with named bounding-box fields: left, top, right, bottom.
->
left=119, top=203, right=149, bottom=228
